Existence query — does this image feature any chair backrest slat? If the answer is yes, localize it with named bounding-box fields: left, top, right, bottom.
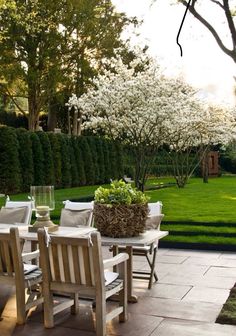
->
left=69, top=245, right=77, bottom=283
left=50, top=244, right=61, bottom=282
left=82, top=246, right=92, bottom=286
left=61, top=244, right=71, bottom=283
left=38, top=231, right=100, bottom=288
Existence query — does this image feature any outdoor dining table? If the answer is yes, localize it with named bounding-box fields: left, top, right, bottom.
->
left=0, top=224, right=168, bottom=303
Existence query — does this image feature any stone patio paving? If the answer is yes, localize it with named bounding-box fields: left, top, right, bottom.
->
left=1, top=247, right=236, bottom=336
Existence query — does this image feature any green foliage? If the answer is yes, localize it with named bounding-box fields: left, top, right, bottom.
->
left=15, top=128, right=33, bottom=191
left=72, top=137, right=86, bottom=186
left=94, top=180, right=149, bottom=205
left=114, top=141, right=124, bottom=179
left=108, top=141, right=118, bottom=180
left=59, top=134, right=71, bottom=188
left=0, top=0, right=136, bottom=130
left=87, top=136, right=100, bottom=184
left=0, top=126, right=21, bottom=193
left=48, top=132, right=62, bottom=188
left=30, top=132, right=45, bottom=185
left=103, top=140, right=111, bottom=183
left=96, top=137, right=105, bottom=183
left=69, top=136, right=79, bottom=186
left=36, top=131, right=55, bottom=185
left=0, top=111, right=28, bottom=128
left=79, top=136, right=95, bottom=185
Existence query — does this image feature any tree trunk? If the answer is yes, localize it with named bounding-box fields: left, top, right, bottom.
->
left=47, top=101, right=57, bottom=132
left=28, top=96, right=39, bottom=131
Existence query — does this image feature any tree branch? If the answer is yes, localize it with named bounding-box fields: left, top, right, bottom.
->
left=179, top=0, right=236, bottom=63
left=210, top=0, right=224, bottom=10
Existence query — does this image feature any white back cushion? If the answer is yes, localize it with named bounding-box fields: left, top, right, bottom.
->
left=5, top=201, right=33, bottom=225
left=148, top=202, right=162, bottom=217
left=62, top=201, right=94, bottom=226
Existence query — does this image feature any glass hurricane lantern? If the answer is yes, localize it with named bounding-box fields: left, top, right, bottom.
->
left=29, top=186, right=58, bottom=232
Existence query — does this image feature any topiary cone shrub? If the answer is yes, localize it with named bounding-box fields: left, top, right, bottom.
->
left=93, top=180, right=149, bottom=238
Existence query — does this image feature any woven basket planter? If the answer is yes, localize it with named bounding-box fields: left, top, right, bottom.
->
left=93, top=203, right=148, bottom=238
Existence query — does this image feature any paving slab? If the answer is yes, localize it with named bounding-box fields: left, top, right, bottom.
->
left=183, top=256, right=236, bottom=268
left=205, top=266, right=236, bottom=277
left=219, top=252, right=236, bottom=259
left=128, top=296, right=222, bottom=322
left=159, top=273, right=236, bottom=288
left=165, top=249, right=222, bottom=259
left=134, top=283, right=192, bottom=300
left=151, top=318, right=236, bottom=336
left=182, top=286, right=230, bottom=304
left=155, top=255, right=188, bottom=264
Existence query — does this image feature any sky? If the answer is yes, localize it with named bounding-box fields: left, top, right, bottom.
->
left=112, top=0, right=236, bottom=106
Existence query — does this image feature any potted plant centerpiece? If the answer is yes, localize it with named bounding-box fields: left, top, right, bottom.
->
left=93, top=180, right=149, bottom=238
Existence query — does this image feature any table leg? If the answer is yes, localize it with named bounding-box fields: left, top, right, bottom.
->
left=126, top=246, right=138, bottom=303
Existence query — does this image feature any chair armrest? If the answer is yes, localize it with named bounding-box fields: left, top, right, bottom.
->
left=22, top=249, right=40, bottom=263
left=103, top=253, right=129, bottom=269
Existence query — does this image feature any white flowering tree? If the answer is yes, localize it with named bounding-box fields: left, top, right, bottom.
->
left=68, top=53, right=236, bottom=189
left=67, top=55, right=196, bottom=189
left=163, top=97, right=236, bottom=187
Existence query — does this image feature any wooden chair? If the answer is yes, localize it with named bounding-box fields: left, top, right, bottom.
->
left=0, top=227, right=43, bottom=324
left=60, top=200, right=94, bottom=227
left=37, top=229, right=128, bottom=335
left=114, top=202, right=164, bottom=289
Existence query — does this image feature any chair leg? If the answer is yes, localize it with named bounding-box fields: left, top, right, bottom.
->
left=147, top=247, right=158, bottom=290
left=119, top=286, right=127, bottom=322
left=71, top=293, right=79, bottom=315
left=44, top=290, right=54, bottom=328
left=95, top=295, right=106, bottom=336
left=15, top=287, right=26, bottom=324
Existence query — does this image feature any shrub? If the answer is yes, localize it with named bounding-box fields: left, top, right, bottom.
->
left=15, top=128, right=34, bottom=191
left=72, top=137, right=86, bottom=186
left=30, top=132, right=45, bottom=185
left=59, top=134, right=71, bottom=188
left=96, top=137, right=105, bottom=183
left=79, top=137, right=95, bottom=185
left=87, top=136, right=100, bottom=184
left=69, top=136, right=79, bottom=186
left=103, top=140, right=111, bottom=183
left=37, top=131, right=55, bottom=185
left=0, top=126, right=21, bottom=193
left=48, top=133, right=62, bottom=188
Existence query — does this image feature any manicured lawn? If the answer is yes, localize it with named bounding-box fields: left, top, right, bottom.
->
left=2, top=176, right=236, bottom=247
left=146, top=176, right=236, bottom=223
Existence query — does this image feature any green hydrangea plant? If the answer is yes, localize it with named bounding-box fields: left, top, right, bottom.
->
left=94, top=180, right=149, bottom=205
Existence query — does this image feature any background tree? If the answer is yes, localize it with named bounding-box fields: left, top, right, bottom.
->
left=163, top=97, right=236, bottom=187
left=0, top=0, right=136, bottom=132
left=0, top=0, right=64, bottom=130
